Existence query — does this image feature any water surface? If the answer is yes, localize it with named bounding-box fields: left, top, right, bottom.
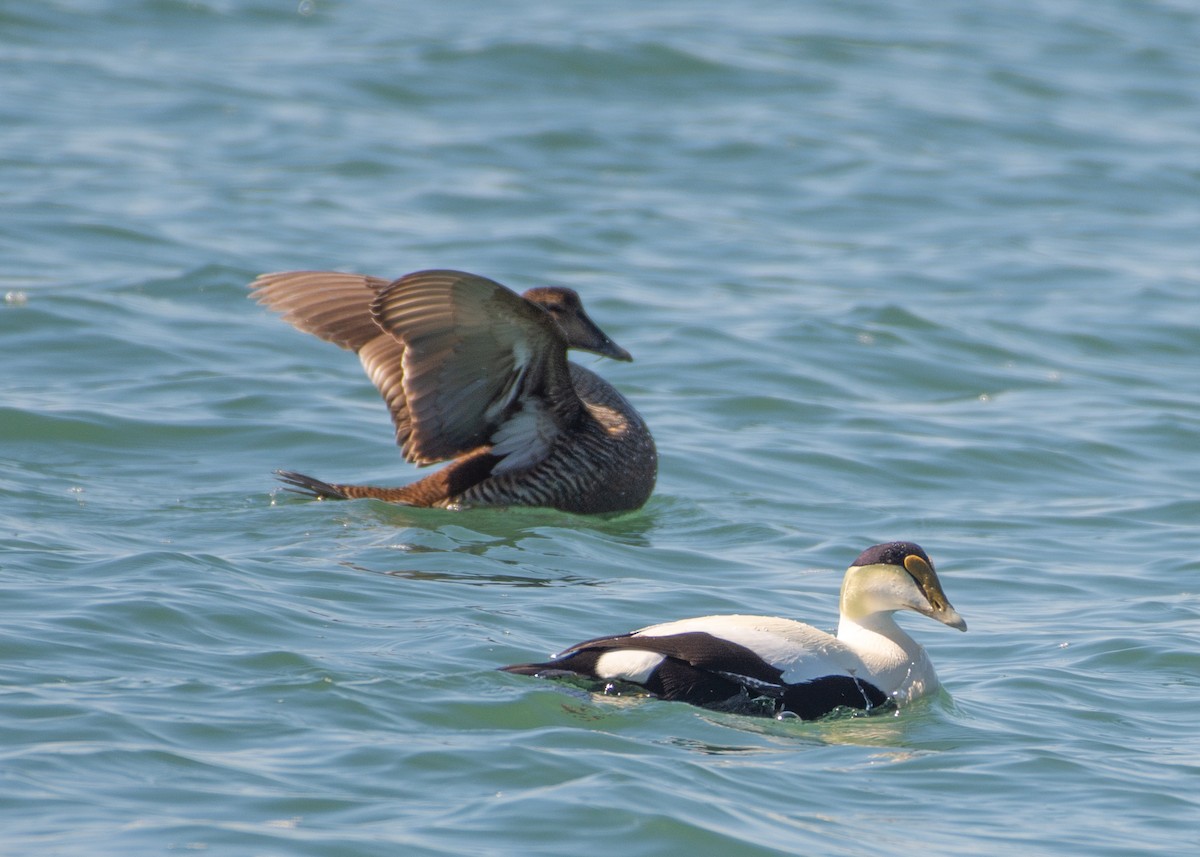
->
left=2, top=1, right=1199, bottom=855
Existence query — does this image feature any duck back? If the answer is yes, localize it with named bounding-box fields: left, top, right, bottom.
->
left=451, top=363, right=656, bottom=513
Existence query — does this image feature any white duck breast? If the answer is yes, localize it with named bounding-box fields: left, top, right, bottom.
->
left=501, top=541, right=967, bottom=720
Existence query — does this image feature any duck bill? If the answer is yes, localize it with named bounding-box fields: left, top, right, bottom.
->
left=931, top=604, right=967, bottom=632
left=568, top=311, right=633, bottom=362
left=904, top=553, right=967, bottom=631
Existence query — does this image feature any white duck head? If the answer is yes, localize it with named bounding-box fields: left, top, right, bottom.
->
left=839, top=541, right=966, bottom=631
left=835, top=541, right=966, bottom=703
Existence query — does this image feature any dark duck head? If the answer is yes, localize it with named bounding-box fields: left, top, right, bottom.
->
left=521, top=286, right=632, bottom=362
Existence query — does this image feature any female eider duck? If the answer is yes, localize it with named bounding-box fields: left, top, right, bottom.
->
left=502, top=542, right=966, bottom=719
left=250, top=269, right=656, bottom=514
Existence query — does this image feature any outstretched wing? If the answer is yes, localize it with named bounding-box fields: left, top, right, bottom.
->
left=250, top=271, right=390, bottom=350
left=371, top=270, right=582, bottom=466
left=250, top=271, right=416, bottom=446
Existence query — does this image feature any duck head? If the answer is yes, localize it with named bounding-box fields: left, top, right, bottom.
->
left=522, top=287, right=633, bottom=362
left=839, top=541, right=967, bottom=631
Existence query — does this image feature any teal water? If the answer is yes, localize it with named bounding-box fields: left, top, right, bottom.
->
left=3, top=1, right=1199, bottom=854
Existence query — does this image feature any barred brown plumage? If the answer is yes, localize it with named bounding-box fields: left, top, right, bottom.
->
left=251, top=269, right=656, bottom=514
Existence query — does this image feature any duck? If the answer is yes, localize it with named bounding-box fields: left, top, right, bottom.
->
left=501, top=541, right=966, bottom=719
left=249, top=268, right=656, bottom=514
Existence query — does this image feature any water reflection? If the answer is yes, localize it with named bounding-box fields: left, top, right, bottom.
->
left=273, top=490, right=658, bottom=551
left=347, top=496, right=658, bottom=545
left=368, top=566, right=603, bottom=588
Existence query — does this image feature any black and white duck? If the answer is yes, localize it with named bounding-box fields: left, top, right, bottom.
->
left=501, top=542, right=966, bottom=718
left=250, top=269, right=656, bottom=514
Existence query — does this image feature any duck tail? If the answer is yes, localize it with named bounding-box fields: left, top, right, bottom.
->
left=275, top=470, right=350, bottom=499
left=274, top=469, right=429, bottom=504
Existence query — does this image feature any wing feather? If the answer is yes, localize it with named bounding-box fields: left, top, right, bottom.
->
left=249, top=271, right=390, bottom=350
left=553, top=630, right=786, bottom=688
left=250, top=271, right=415, bottom=447
left=252, top=268, right=587, bottom=468
left=372, top=270, right=582, bottom=465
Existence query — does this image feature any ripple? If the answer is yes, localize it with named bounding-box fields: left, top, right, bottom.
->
left=4, top=0, right=1200, bottom=854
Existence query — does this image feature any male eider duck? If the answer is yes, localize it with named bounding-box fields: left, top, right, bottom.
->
left=250, top=269, right=656, bottom=514
left=502, top=542, right=966, bottom=719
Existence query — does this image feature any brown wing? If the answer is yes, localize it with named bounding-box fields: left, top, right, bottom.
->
left=371, top=270, right=582, bottom=466
left=249, top=271, right=391, bottom=350
left=250, top=271, right=414, bottom=447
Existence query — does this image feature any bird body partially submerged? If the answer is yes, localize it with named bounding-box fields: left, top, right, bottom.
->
left=251, top=269, right=656, bottom=514
left=502, top=542, right=966, bottom=719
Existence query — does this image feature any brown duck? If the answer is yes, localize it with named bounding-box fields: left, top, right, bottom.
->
left=250, top=269, right=656, bottom=514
